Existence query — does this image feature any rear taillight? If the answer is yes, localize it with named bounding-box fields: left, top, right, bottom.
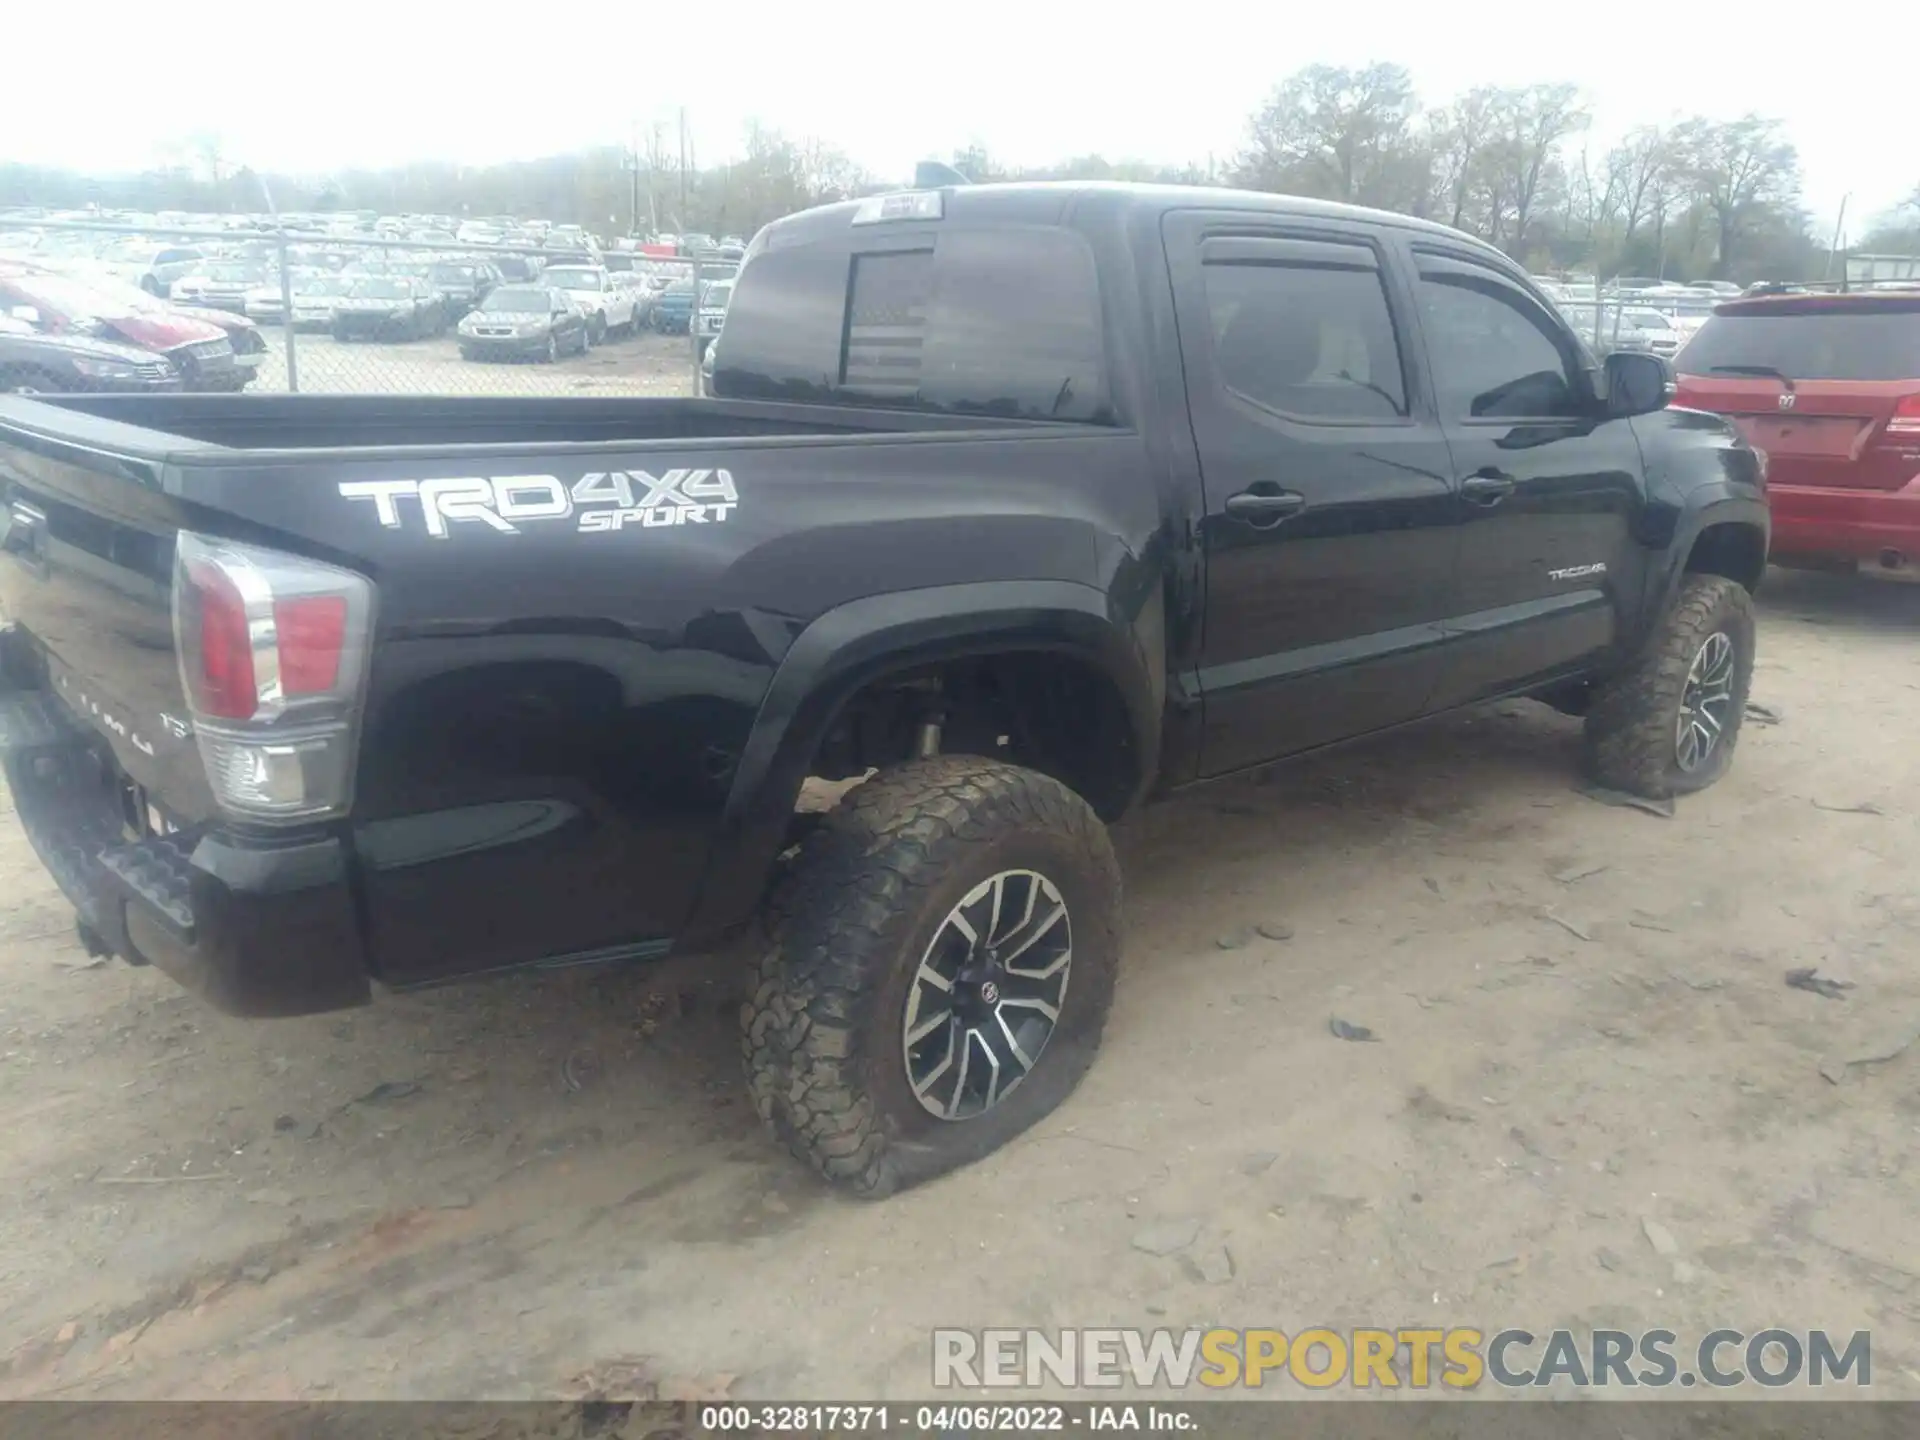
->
left=274, top=595, right=348, bottom=695
left=172, top=532, right=374, bottom=823
left=185, top=558, right=256, bottom=720
left=1886, top=393, right=1920, bottom=437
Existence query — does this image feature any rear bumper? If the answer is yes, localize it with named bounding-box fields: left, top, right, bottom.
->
left=1770, top=475, right=1920, bottom=565
left=0, top=668, right=370, bottom=1017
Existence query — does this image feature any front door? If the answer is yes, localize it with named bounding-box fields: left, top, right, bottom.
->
left=1406, top=249, right=1651, bottom=709
left=1165, top=213, right=1461, bottom=777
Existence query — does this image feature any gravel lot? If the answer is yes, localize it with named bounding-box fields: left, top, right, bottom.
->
left=1, top=569, right=1918, bottom=1402
left=246, top=326, right=699, bottom=397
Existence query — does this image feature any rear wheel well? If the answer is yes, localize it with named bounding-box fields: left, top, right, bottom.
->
left=805, top=651, right=1141, bottom=823
left=1685, top=522, right=1767, bottom=592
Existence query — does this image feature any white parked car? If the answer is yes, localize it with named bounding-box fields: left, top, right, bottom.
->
left=170, top=260, right=272, bottom=313
left=540, top=264, right=640, bottom=344
left=103, top=240, right=206, bottom=296
left=288, top=273, right=353, bottom=329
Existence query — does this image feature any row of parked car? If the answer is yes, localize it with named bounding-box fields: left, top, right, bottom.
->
left=0, top=228, right=742, bottom=385
left=196, top=234, right=741, bottom=351
left=0, top=261, right=267, bottom=394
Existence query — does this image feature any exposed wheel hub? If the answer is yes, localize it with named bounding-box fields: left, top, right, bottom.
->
left=903, top=870, right=1073, bottom=1122
left=1676, top=630, right=1737, bottom=773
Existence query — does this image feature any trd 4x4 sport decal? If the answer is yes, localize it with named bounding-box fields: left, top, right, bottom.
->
left=338, top=469, right=738, bottom=538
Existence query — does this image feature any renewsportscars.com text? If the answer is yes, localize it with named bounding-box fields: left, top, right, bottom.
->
left=932, top=1327, right=1871, bottom=1390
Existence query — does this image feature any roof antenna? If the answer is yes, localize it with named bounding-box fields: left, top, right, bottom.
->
left=914, top=161, right=971, bottom=188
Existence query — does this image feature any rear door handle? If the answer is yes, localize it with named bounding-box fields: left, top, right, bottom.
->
left=1224, top=488, right=1307, bottom=526
left=1460, top=471, right=1515, bottom=505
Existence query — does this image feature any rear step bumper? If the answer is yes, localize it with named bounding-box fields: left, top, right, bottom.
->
left=0, top=683, right=371, bottom=1017
left=1770, top=476, right=1920, bottom=567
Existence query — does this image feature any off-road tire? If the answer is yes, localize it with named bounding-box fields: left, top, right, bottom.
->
left=1584, top=573, right=1755, bottom=798
left=741, top=756, right=1121, bottom=1197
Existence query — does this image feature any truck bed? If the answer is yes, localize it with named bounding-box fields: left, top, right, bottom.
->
left=0, top=387, right=1139, bottom=1010
left=4, top=393, right=1045, bottom=458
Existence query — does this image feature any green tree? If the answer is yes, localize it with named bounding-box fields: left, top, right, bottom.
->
left=1234, top=63, right=1427, bottom=212
left=1670, top=116, right=1800, bottom=278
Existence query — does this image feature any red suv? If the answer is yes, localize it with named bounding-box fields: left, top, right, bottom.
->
left=1673, top=292, right=1920, bottom=577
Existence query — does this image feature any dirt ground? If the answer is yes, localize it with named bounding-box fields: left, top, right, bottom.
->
left=2, top=568, right=1919, bottom=1403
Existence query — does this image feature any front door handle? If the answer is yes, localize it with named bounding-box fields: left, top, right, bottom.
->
left=1224, top=488, right=1307, bottom=526
left=1460, top=470, right=1516, bottom=505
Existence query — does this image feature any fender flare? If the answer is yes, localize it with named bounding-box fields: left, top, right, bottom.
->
left=1643, top=491, right=1771, bottom=636
left=679, top=579, right=1161, bottom=945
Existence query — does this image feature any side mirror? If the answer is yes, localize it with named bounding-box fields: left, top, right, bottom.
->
left=1603, top=350, right=1675, bottom=417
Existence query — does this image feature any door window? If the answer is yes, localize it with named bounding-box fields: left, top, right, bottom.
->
left=1417, top=271, right=1584, bottom=420
left=1202, top=260, right=1407, bottom=422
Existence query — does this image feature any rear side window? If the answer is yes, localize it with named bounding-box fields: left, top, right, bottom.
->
left=1202, top=261, right=1407, bottom=421
left=716, top=225, right=1113, bottom=422
left=1677, top=307, right=1920, bottom=381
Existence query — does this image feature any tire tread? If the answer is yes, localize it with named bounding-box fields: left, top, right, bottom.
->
left=1584, top=573, right=1754, bottom=798
left=739, top=756, right=1119, bottom=1197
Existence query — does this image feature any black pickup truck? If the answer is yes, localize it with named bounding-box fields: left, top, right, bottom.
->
left=0, top=182, right=1767, bottom=1196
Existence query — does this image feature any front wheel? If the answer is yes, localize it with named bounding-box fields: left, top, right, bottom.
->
left=1584, top=573, right=1756, bottom=797
left=588, top=312, right=607, bottom=346
left=542, top=332, right=558, bottom=364
left=742, top=756, right=1121, bottom=1198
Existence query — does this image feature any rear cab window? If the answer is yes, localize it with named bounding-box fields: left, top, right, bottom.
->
left=1200, top=246, right=1408, bottom=422
left=714, top=222, right=1113, bottom=423
left=1677, top=300, right=1920, bottom=380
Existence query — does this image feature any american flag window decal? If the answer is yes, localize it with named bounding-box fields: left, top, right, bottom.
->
left=842, top=249, right=934, bottom=397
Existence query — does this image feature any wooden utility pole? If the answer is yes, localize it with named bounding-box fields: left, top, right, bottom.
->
left=1825, top=194, right=1850, bottom=286
left=678, top=109, right=688, bottom=218
left=629, top=118, right=642, bottom=237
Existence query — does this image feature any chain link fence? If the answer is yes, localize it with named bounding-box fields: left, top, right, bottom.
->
left=0, top=216, right=729, bottom=399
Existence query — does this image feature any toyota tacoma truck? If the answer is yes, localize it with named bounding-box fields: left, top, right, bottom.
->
left=0, top=182, right=1768, bottom=1196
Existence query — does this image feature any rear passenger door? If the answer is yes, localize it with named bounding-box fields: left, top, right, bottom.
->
left=1165, top=213, right=1461, bottom=777
left=1407, top=249, right=1651, bottom=709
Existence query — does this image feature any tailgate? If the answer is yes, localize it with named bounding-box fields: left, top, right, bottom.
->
left=0, top=407, right=215, bottom=820
left=1676, top=378, right=1918, bottom=491
left=1673, top=298, right=1920, bottom=491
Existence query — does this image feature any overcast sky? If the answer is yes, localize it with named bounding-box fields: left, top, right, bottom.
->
left=9, top=2, right=1910, bottom=236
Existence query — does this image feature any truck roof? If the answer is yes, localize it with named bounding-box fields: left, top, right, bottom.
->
left=1714, top=291, right=1920, bottom=317
left=762, top=180, right=1516, bottom=268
